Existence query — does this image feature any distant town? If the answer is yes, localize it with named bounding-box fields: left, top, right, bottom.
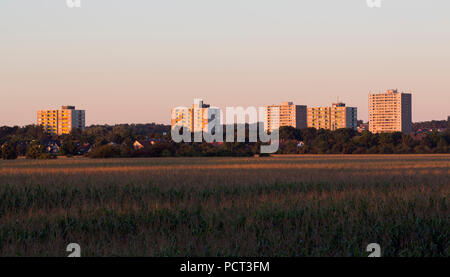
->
left=1, top=89, right=449, bottom=159
left=36, top=89, right=412, bottom=136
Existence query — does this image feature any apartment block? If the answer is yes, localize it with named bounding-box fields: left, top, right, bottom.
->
left=264, top=102, right=307, bottom=132
left=37, top=106, right=85, bottom=135
left=171, top=99, right=220, bottom=133
left=369, top=89, right=412, bottom=134
left=307, top=102, right=357, bottom=131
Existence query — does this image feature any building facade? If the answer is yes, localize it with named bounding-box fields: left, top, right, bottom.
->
left=264, top=102, right=307, bottom=132
left=307, top=102, right=357, bottom=131
left=171, top=99, right=220, bottom=133
left=369, top=89, right=412, bottom=134
left=37, top=106, right=85, bottom=135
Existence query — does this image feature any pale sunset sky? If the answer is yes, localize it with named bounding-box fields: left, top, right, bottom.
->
left=0, top=0, right=449, bottom=126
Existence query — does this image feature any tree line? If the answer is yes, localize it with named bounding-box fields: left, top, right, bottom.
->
left=277, top=127, right=449, bottom=154
left=1, top=123, right=449, bottom=160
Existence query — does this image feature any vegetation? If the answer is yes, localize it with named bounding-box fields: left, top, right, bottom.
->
left=412, top=120, right=448, bottom=132
left=59, top=140, right=77, bottom=156
left=278, top=127, right=450, bottom=154
left=0, top=124, right=169, bottom=149
left=0, top=124, right=449, bottom=159
left=1, top=143, right=17, bottom=160
left=25, top=140, right=45, bottom=159
left=0, top=155, right=448, bottom=256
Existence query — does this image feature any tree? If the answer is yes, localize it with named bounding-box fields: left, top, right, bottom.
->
left=282, top=140, right=300, bottom=154
left=313, top=133, right=331, bottom=154
left=357, top=131, right=375, bottom=148
left=436, top=137, right=448, bottom=153
left=1, top=143, right=18, bottom=160
left=300, top=128, right=318, bottom=144
left=378, top=144, right=394, bottom=154
left=161, top=149, right=172, bottom=157
left=60, top=140, right=77, bottom=156
left=120, top=141, right=134, bottom=157
left=16, top=144, right=26, bottom=156
left=88, top=144, right=120, bottom=158
left=333, top=128, right=357, bottom=145
left=26, top=141, right=44, bottom=159
left=422, top=132, right=440, bottom=149
left=69, top=128, right=83, bottom=141
left=279, top=126, right=301, bottom=141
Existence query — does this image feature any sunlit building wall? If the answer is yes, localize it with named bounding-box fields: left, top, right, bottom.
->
left=369, top=89, right=412, bottom=133
left=264, top=102, right=307, bottom=132
left=171, top=99, right=220, bottom=134
left=307, top=103, right=357, bottom=131
left=37, top=106, right=85, bottom=135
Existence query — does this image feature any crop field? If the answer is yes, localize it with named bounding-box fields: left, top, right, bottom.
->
left=0, top=155, right=448, bottom=257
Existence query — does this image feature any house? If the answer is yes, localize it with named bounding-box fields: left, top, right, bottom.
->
left=76, top=143, right=91, bottom=155
left=133, top=139, right=157, bottom=150
left=357, top=123, right=369, bottom=133
left=209, top=141, right=224, bottom=146
left=44, top=140, right=61, bottom=154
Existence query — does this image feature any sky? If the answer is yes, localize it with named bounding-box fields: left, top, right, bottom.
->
left=0, top=0, right=449, bottom=126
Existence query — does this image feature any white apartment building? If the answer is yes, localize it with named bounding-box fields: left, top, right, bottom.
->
left=307, top=102, right=357, bottom=131
left=264, top=102, right=307, bottom=132
left=171, top=99, right=220, bottom=134
left=369, top=89, right=412, bottom=133
left=37, top=106, right=85, bottom=135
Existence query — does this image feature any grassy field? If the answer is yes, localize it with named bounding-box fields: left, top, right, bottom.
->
left=0, top=155, right=448, bottom=257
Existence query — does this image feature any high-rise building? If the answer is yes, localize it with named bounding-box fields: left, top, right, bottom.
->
left=37, top=106, right=85, bottom=135
left=264, top=102, right=307, bottom=132
left=307, top=102, right=357, bottom=131
left=369, top=89, right=412, bottom=134
left=171, top=99, right=220, bottom=133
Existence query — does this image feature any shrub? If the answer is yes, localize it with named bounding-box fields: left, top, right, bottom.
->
left=88, top=144, right=121, bottom=158
left=38, top=153, right=57, bottom=160
left=60, top=140, right=77, bottom=156
left=26, top=141, right=44, bottom=159
left=161, top=149, right=172, bottom=157
left=1, top=144, right=18, bottom=160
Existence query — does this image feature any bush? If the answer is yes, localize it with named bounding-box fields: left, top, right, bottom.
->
left=38, top=153, right=57, bottom=160
left=414, top=145, right=431, bottom=154
left=161, top=149, right=172, bottom=157
left=26, top=141, right=44, bottom=159
left=352, top=147, right=367, bottom=154
left=60, top=140, right=77, bottom=156
left=1, top=144, right=18, bottom=160
left=88, top=144, right=121, bottom=158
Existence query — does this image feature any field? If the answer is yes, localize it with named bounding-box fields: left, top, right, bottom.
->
left=0, top=155, right=448, bottom=257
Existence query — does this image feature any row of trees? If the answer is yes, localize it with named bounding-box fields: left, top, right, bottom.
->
left=278, top=127, right=450, bottom=154
left=0, top=124, right=169, bottom=146
left=87, top=141, right=258, bottom=159
left=1, top=124, right=449, bottom=159
left=412, top=120, right=448, bottom=133
left=60, top=127, right=450, bottom=158
left=0, top=124, right=170, bottom=160
left=1, top=140, right=56, bottom=160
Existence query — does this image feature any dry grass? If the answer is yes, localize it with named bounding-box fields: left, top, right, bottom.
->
left=0, top=155, right=448, bottom=256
